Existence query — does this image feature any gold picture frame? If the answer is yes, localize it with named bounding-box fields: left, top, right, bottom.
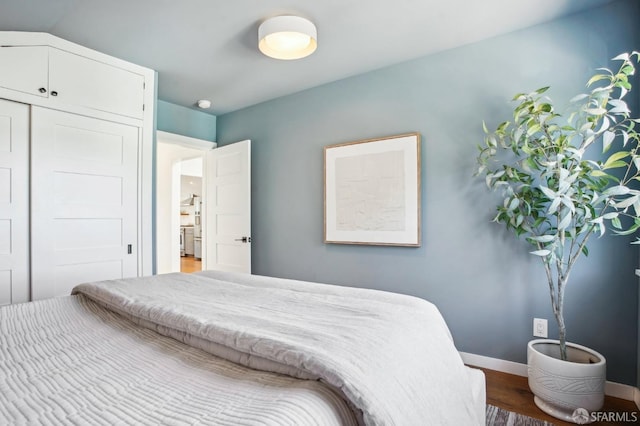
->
left=324, top=133, right=421, bottom=246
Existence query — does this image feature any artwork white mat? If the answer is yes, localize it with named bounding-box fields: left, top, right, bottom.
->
left=324, top=133, right=421, bottom=246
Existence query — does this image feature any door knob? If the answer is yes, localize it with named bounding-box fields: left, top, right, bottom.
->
left=234, top=236, right=251, bottom=243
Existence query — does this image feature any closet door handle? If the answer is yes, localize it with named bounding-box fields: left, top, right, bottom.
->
left=38, top=87, right=47, bottom=93
left=235, top=237, right=251, bottom=243
left=51, top=91, right=58, bottom=96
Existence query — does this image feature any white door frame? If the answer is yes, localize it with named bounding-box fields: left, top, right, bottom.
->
left=156, top=131, right=215, bottom=274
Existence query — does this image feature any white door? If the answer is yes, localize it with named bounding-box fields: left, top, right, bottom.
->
left=204, top=140, right=251, bottom=273
left=30, top=107, right=139, bottom=299
left=0, top=99, right=29, bottom=305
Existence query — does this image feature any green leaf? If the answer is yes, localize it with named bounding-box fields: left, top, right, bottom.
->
left=609, top=99, right=630, bottom=114
left=496, top=121, right=510, bottom=133
left=529, top=235, right=555, bottom=243
left=558, top=211, right=572, bottom=230
left=539, top=186, right=557, bottom=199
left=596, top=116, right=611, bottom=134
left=619, top=80, right=632, bottom=90
left=613, top=195, right=639, bottom=209
left=613, top=53, right=630, bottom=61
left=530, top=249, right=551, bottom=257
left=602, top=130, right=616, bottom=152
left=604, top=151, right=631, bottom=165
left=587, top=74, right=610, bottom=87
left=539, top=103, right=553, bottom=113
left=621, top=65, right=634, bottom=75
left=527, top=122, right=542, bottom=136
left=591, top=170, right=612, bottom=178
left=612, top=217, right=622, bottom=229
left=561, top=197, right=575, bottom=214
left=548, top=197, right=561, bottom=215
left=586, top=107, right=607, bottom=116
left=570, top=94, right=588, bottom=103
left=603, top=161, right=628, bottom=170
left=614, top=223, right=640, bottom=236
left=603, top=185, right=631, bottom=197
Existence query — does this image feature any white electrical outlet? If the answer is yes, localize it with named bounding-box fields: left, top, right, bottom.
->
left=533, top=318, right=548, bottom=338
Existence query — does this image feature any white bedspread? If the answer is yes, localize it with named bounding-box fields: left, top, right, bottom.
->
left=72, top=270, right=484, bottom=425
left=0, top=294, right=357, bottom=425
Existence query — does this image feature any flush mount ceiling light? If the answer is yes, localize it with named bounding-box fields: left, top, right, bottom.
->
left=258, top=15, right=317, bottom=60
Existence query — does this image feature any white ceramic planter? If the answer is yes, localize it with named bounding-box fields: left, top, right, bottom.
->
left=527, top=339, right=606, bottom=423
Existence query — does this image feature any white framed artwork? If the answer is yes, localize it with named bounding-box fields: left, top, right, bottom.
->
left=324, top=133, right=421, bottom=247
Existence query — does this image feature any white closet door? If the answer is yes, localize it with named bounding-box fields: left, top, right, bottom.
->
left=0, top=99, right=29, bottom=305
left=49, top=48, right=145, bottom=120
left=0, top=46, right=49, bottom=97
left=31, top=107, right=139, bottom=300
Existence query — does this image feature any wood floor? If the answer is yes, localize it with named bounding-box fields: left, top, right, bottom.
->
left=482, top=367, right=638, bottom=425
left=180, top=255, right=201, bottom=273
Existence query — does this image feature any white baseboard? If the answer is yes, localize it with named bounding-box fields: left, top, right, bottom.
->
left=460, top=351, right=640, bottom=409
left=460, top=351, right=528, bottom=377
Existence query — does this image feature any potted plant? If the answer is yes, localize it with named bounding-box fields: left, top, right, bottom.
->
left=475, top=52, right=640, bottom=423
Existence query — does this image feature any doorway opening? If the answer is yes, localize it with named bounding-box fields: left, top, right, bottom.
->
left=179, top=160, right=202, bottom=273
left=156, top=131, right=215, bottom=274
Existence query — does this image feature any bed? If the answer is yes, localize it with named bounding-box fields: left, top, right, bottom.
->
left=0, top=270, right=485, bottom=425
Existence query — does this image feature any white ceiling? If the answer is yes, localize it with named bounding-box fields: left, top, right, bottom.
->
left=0, top=0, right=613, bottom=115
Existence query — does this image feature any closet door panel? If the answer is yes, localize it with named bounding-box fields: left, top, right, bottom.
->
left=0, top=99, right=29, bottom=305
left=49, top=48, right=145, bottom=120
left=31, top=107, right=139, bottom=300
left=0, top=46, right=49, bottom=97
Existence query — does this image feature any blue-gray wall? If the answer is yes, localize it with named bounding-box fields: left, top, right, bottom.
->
left=217, top=0, right=639, bottom=385
left=156, top=100, right=217, bottom=141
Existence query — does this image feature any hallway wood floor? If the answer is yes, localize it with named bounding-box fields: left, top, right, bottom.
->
left=180, top=256, right=201, bottom=273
